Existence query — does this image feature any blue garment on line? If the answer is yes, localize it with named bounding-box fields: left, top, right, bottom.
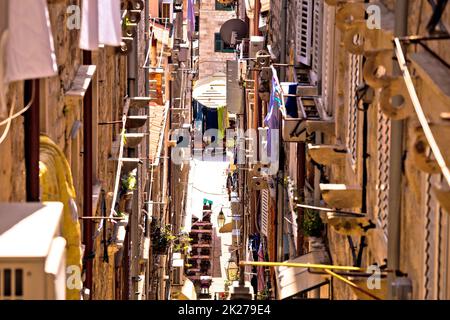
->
left=205, top=108, right=219, bottom=132
left=285, top=83, right=298, bottom=118
left=264, top=70, right=282, bottom=157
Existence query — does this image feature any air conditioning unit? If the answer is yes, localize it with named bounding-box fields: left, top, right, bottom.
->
left=179, top=44, right=189, bottom=63
left=249, top=36, right=265, bottom=59
left=226, top=60, right=244, bottom=114
left=0, top=202, right=66, bottom=300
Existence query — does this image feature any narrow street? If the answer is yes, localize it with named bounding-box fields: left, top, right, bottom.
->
left=1, top=0, right=450, bottom=305
left=185, top=157, right=233, bottom=299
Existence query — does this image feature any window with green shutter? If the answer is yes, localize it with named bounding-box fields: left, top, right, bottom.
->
left=214, top=33, right=234, bottom=53
left=215, top=0, right=234, bottom=11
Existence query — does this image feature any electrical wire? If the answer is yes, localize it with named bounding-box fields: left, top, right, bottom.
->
left=0, top=30, right=34, bottom=145
left=143, top=17, right=156, bottom=68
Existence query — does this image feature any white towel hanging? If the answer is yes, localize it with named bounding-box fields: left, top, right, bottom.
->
left=79, top=0, right=99, bottom=50
left=5, top=0, right=57, bottom=82
left=80, top=0, right=122, bottom=50
left=98, top=0, right=122, bottom=46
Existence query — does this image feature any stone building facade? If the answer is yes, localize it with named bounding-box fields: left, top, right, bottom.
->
left=198, top=0, right=236, bottom=78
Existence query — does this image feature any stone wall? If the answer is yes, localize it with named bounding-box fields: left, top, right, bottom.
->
left=0, top=83, right=26, bottom=202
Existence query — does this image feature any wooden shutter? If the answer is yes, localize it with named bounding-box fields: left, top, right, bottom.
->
left=214, top=33, right=222, bottom=52
left=424, top=174, right=445, bottom=299
left=346, top=53, right=361, bottom=163
left=261, top=189, right=269, bottom=237
left=311, top=0, right=323, bottom=84
left=295, top=0, right=313, bottom=66
left=375, top=109, right=390, bottom=238
left=321, top=3, right=335, bottom=115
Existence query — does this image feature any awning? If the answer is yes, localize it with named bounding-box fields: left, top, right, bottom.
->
left=177, top=278, right=197, bottom=300
left=152, top=23, right=172, bottom=48
left=219, top=222, right=233, bottom=233
left=149, top=102, right=170, bottom=165
left=274, top=250, right=330, bottom=299
left=192, top=73, right=226, bottom=108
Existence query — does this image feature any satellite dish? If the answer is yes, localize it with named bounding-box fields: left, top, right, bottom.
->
left=220, top=19, right=249, bottom=46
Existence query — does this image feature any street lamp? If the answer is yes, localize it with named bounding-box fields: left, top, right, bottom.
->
left=217, top=208, right=225, bottom=228
left=226, top=257, right=239, bottom=281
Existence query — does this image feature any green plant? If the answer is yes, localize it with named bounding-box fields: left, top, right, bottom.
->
left=173, top=232, right=192, bottom=253
left=151, top=224, right=175, bottom=254
left=257, top=287, right=271, bottom=300
left=114, top=211, right=125, bottom=218
left=302, top=208, right=324, bottom=237
left=224, top=279, right=231, bottom=292
left=121, top=170, right=137, bottom=191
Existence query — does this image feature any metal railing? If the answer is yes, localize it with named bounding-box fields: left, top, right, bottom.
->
left=394, top=37, right=450, bottom=186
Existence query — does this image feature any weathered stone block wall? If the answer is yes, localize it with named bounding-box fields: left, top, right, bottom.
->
left=0, top=83, right=26, bottom=202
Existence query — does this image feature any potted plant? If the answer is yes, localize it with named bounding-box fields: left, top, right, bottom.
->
left=301, top=208, right=324, bottom=238
left=151, top=224, right=175, bottom=255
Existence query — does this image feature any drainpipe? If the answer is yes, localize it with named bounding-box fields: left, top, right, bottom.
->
left=82, top=51, right=94, bottom=298
left=387, top=0, right=408, bottom=300
left=24, top=79, right=40, bottom=202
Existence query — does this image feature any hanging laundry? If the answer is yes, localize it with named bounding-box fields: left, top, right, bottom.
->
left=187, top=0, right=196, bottom=41
left=285, top=83, right=299, bottom=118
left=192, top=100, right=198, bottom=120
left=205, top=107, right=219, bottom=132
left=5, top=0, right=58, bottom=83
left=264, top=67, right=282, bottom=157
left=193, top=100, right=204, bottom=133
left=80, top=0, right=121, bottom=50
left=193, top=99, right=204, bottom=122
left=217, top=106, right=226, bottom=140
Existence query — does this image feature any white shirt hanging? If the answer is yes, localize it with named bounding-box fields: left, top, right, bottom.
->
left=5, top=0, right=57, bottom=83
left=80, top=0, right=122, bottom=50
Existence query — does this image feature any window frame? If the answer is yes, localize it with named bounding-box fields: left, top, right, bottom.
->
left=214, top=33, right=234, bottom=53
left=215, top=0, right=234, bottom=11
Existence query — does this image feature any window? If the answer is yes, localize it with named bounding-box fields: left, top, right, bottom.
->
left=311, top=0, right=323, bottom=83
left=295, top=0, right=313, bottom=66
left=161, top=3, right=171, bottom=20
left=214, top=33, right=234, bottom=53
left=321, top=3, right=336, bottom=115
left=295, top=0, right=325, bottom=74
left=215, top=0, right=234, bottom=11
